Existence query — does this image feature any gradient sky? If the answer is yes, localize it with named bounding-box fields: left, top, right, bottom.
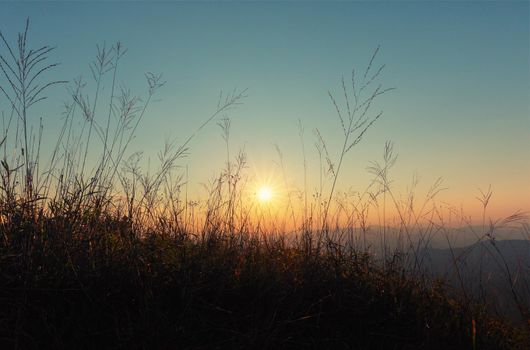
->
left=1, top=1, right=529, bottom=220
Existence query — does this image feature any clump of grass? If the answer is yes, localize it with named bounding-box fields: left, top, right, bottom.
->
left=1, top=222, right=528, bottom=349
left=0, top=20, right=528, bottom=350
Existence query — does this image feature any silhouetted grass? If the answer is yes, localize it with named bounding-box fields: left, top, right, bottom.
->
left=0, top=20, right=528, bottom=349
left=1, top=217, right=528, bottom=349
left=2, top=218, right=529, bottom=349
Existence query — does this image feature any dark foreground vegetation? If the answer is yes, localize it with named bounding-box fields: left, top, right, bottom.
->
left=0, top=219, right=529, bottom=349
left=0, top=20, right=528, bottom=349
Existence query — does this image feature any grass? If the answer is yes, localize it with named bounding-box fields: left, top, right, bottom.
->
left=0, top=20, right=529, bottom=349
left=1, top=221, right=529, bottom=349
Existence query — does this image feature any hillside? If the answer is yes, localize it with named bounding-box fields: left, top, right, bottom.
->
left=1, top=221, right=529, bottom=349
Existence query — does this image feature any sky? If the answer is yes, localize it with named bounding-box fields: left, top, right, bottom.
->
left=0, top=1, right=529, bottom=222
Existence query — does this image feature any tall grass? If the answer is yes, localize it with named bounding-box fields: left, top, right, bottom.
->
left=0, top=20, right=528, bottom=349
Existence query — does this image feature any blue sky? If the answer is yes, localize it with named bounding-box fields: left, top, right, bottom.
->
left=0, top=1, right=528, bottom=218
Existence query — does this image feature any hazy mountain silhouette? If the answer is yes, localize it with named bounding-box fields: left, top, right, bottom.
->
left=420, top=239, right=530, bottom=322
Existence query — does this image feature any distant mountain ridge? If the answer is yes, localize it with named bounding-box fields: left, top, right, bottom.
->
left=420, top=239, right=530, bottom=322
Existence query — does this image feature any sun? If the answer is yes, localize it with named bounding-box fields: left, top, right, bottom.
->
left=257, top=186, right=273, bottom=202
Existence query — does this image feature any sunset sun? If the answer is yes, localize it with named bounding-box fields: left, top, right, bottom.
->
left=257, top=186, right=273, bottom=202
